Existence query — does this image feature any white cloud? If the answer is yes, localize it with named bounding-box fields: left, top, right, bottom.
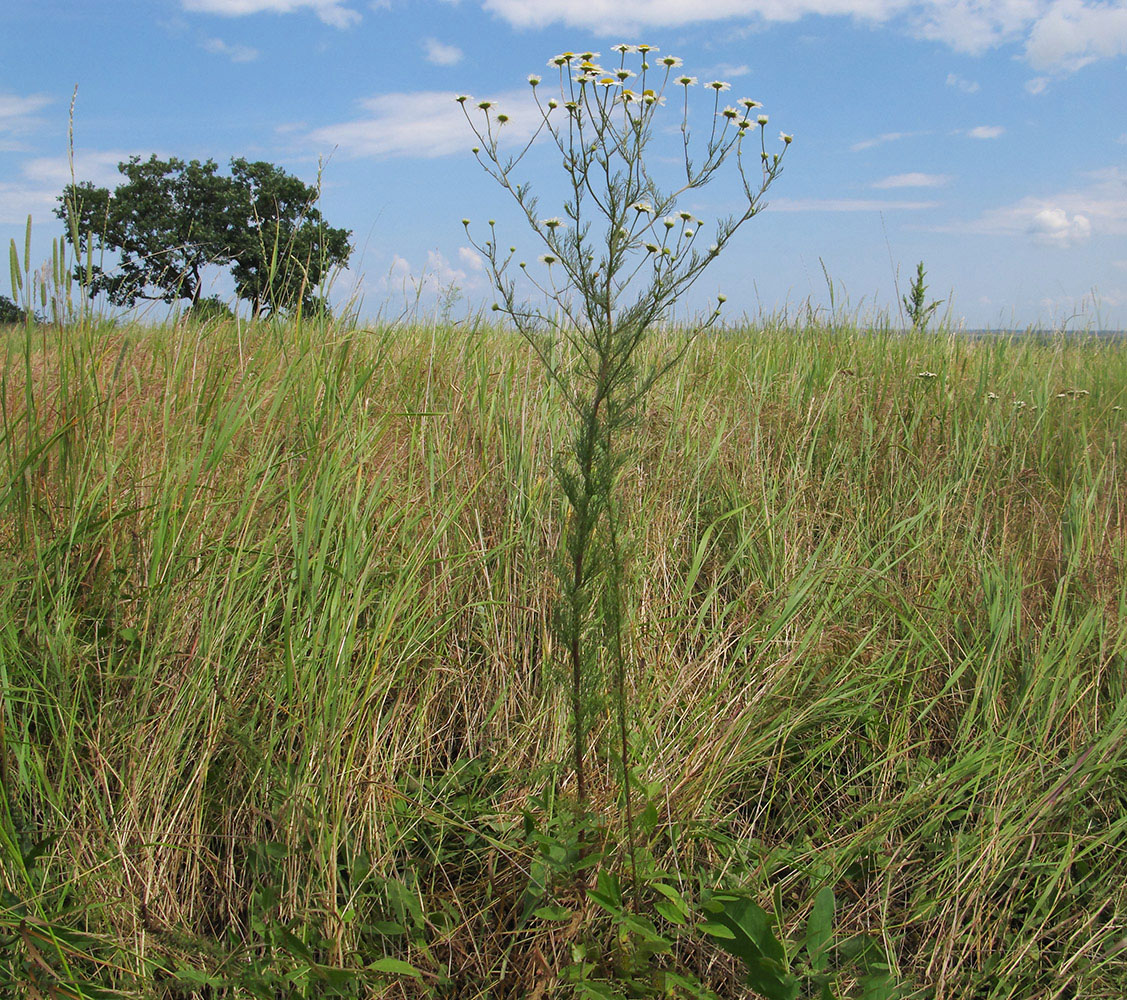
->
left=1028, top=206, right=1092, bottom=246
left=945, top=72, right=979, bottom=92
left=182, top=0, right=361, bottom=29
left=458, top=246, right=484, bottom=271
left=378, top=249, right=473, bottom=296
left=0, top=92, right=53, bottom=137
left=306, top=88, right=535, bottom=159
left=703, top=62, right=751, bottom=78
left=770, top=197, right=941, bottom=211
left=423, top=37, right=464, bottom=65
left=1025, top=76, right=1050, bottom=93
left=0, top=150, right=139, bottom=224
left=1113, top=260, right=1127, bottom=270
left=872, top=171, right=951, bottom=188
left=472, top=2, right=1124, bottom=74
left=967, top=124, right=1005, bottom=138
left=202, top=37, right=260, bottom=61
left=1025, top=0, right=1127, bottom=73
left=945, top=167, right=1127, bottom=245
left=851, top=129, right=929, bottom=151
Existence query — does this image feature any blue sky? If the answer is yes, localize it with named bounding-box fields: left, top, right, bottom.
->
left=1, top=0, right=1124, bottom=328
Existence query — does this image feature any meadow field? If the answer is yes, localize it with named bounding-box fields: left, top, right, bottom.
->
left=1, top=315, right=1125, bottom=998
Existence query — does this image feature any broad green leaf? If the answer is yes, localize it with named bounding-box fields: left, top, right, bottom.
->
left=533, top=905, right=573, bottom=922
left=805, top=887, right=835, bottom=973
left=367, top=957, right=423, bottom=978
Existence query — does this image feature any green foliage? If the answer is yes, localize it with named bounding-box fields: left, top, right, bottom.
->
left=55, top=155, right=351, bottom=314
left=461, top=47, right=789, bottom=826
left=186, top=294, right=236, bottom=323
left=2, top=315, right=1126, bottom=998
left=902, top=260, right=942, bottom=331
left=0, top=295, right=28, bottom=325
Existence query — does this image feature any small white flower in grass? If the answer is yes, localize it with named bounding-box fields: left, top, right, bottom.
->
left=455, top=94, right=470, bottom=104
left=496, top=113, right=510, bottom=124
left=580, top=51, right=600, bottom=60
left=612, top=43, right=636, bottom=54
left=708, top=80, right=731, bottom=92
left=678, top=210, right=692, bottom=220
left=616, top=69, right=635, bottom=81
left=987, top=392, right=999, bottom=400
left=684, top=228, right=695, bottom=238
left=780, top=131, right=793, bottom=144
left=544, top=217, right=562, bottom=229
left=528, top=74, right=541, bottom=86
left=578, top=59, right=602, bottom=73
left=539, top=253, right=557, bottom=266
left=738, top=98, right=762, bottom=109
left=642, top=90, right=664, bottom=105
left=477, top=100, right=494, bottom=110
left=631, top=201, right=653, bottom=214
left=663, top=217, right=676, bottom=228
left=757, top=114, right=769, bottom=125
left=677, top=75, right=697, bottom=86
left=620, top=89, right=637, bottom=103
left=738, top=119, right=752, bottom=130
left=637, top=44, right=657, bottom=53
left=644, top=241, right=660, bottom=253
left=548, top=98, right=559, bottom=109
left=550, top=52, right=575, bottom=66
left=597, top=76, right=620, bottom=88
left=721, top=106, right=739, bottom=119
left=660, top=55, right=682, bottom=68
left=917, top=371, right=937, bottom=379
left=717, top=293, right=727, bottom=303
left=564, top=100, right=579, bottom=111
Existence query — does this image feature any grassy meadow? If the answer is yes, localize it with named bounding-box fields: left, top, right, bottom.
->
left=1, top=314, right=1125, bottom=998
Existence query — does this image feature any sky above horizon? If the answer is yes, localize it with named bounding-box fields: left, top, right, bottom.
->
left=1, top=0, right=1124, bottom=329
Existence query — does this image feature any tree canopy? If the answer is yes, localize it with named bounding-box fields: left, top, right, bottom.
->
left=56, top=155, right=351, bottom=315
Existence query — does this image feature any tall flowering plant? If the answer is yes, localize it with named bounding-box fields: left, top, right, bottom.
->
left=458, top=46, right=789, bottom=830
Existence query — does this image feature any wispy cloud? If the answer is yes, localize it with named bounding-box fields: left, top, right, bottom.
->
left=966, top=125, right=1004, bottom=139
left=851, top=130, right=928, bottom=152
left=770, top=197, right=941, bottom=212
left=0, top=149, right=135, bottom=224
left=473, top=2, right=1125, bottom=75
left=182, top=0, right=361, bottom=29
left=702, top=62, right=750, bottom=79
left=945, top=72, right=979, bottom=93
left=202, top=36, right=260, bottom=61
left=423, top=37, right=464, bottom=66
left=306, top=88, right=535, bottom=159
left=872, top=172, right=950, bottom=189
left=1025, top=76, right=1049, bottom=95
left=0, top=92, right=53, bottom=141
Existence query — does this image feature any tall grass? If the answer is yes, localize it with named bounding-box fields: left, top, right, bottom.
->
left=1, top=313, right=1125, bottom=998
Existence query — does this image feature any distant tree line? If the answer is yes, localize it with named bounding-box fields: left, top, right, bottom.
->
left=56, top=155, right=351, bottom=317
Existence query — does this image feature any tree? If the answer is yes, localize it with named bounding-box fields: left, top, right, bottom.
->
left=227, top=158, right=351, bottom=316
left=56, top=156, right=351, bottom=314
left=58, top=156, right=237, bottom=308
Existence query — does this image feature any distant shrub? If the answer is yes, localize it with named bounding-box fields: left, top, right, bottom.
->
left=187, top=295, right=237, bottom=324
left=0, top=294, right=29, bottom=324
